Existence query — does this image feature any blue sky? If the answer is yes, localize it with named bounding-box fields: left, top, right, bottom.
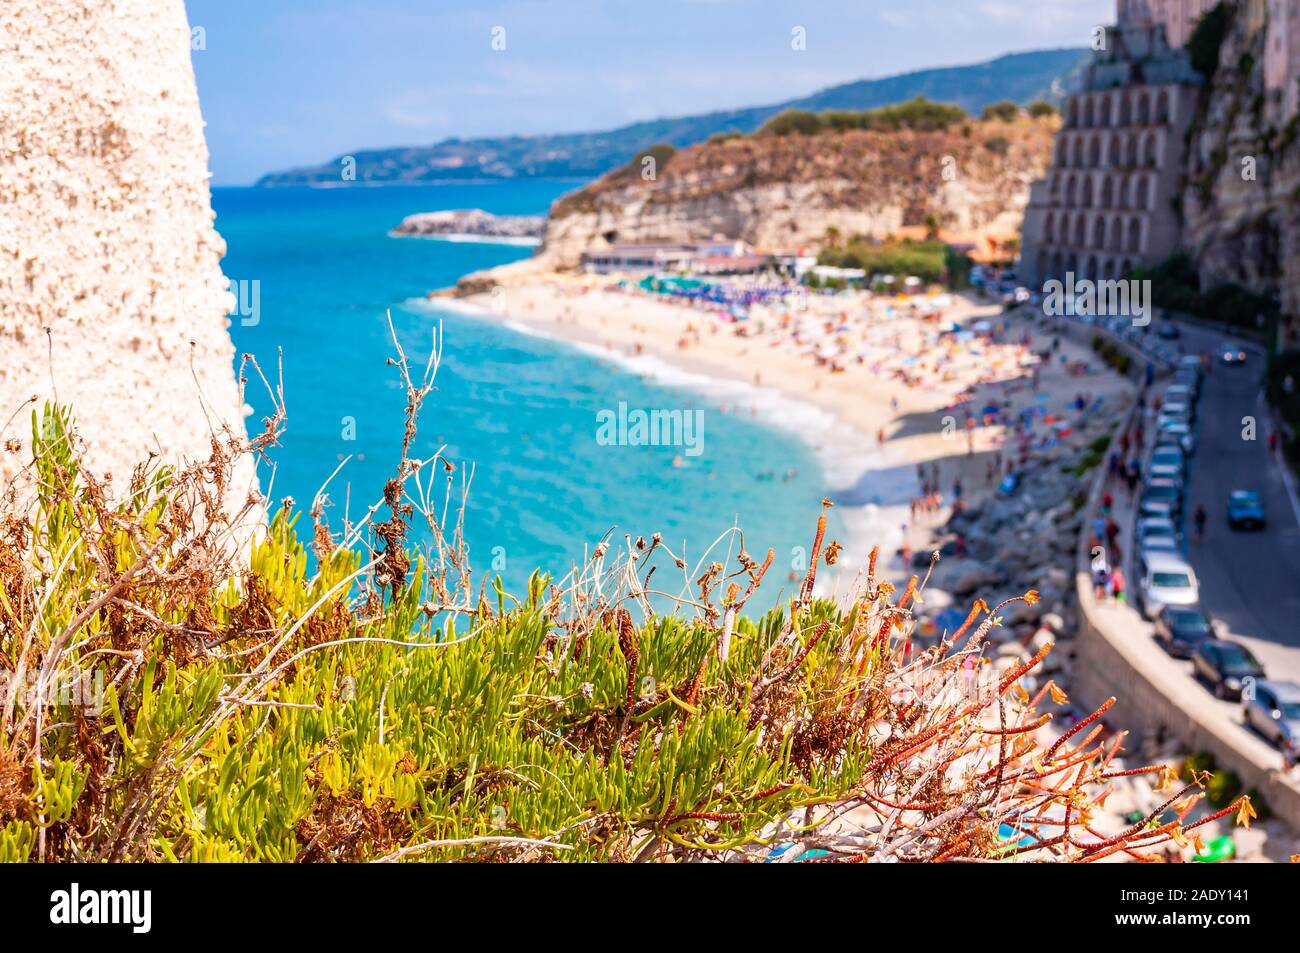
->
left=187, top=0, right=1113, bottom=184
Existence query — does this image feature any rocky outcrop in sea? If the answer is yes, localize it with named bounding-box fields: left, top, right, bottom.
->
left=392, top=209, right=545, bottom=241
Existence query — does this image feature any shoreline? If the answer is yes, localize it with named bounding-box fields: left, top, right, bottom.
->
left=428, top=274, right=1062, bottom=591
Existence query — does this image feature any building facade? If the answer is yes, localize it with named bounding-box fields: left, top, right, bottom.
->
left=1020, top=15, right=1203, bottom=289
left=1118, top=0, right=1220, bottom=48
left=1124, top=0, right=1300, bottom=118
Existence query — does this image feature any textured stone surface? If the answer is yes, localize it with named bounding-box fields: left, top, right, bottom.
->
left=1181, top=4, right=1300, bottom=339
left=537, top=119, right=1055, bottom=269
left=0, top=0, right=252, bottom=499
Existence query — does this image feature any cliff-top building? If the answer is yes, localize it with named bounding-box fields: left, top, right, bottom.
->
left=1020, top=10, right=1203, bottom=289
left=1021, top=1, right=1300, bottom=292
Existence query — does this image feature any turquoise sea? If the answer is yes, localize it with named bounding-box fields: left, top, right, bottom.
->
left=215, top=182, right=845, bottom=604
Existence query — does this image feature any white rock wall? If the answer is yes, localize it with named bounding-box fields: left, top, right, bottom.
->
left=0, top=0, right=252, bottom=501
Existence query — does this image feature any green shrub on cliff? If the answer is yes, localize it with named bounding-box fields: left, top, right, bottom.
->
left=1187, top=2, right=1231, bottom=78
left=0, top=342, right=1242, bottom=863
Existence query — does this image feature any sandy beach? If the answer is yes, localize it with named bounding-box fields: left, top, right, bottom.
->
left=448, top=272, right=1133, bottom=592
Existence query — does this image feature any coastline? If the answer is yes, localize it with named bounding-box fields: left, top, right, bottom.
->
left=431, top=274, right=1058, bottom=592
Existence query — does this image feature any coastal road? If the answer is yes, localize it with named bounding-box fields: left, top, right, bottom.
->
left=1168, top=321, right=1300, bottom=679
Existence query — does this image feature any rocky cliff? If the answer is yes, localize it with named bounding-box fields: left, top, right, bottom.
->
left=1181, top=2, right=1300, bottom=338
left=536, top=115, right=1059, bottom=269
left=0, top=1, right=253, bottom=498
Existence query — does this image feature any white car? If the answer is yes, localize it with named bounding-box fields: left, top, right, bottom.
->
left=1148, top=447, right=1185, bottom=482
left=1161, top=397, right=1194, bottom=422
left=1137, top=552, right=1200, bottom=619
left=1158, top=420, right=1196, bottom=456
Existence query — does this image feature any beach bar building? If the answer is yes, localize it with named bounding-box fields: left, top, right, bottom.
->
left=581, top=240, right=770, bottom=276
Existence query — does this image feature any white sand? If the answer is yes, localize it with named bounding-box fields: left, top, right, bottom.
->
left=448, top=273, right=1121, bottom=592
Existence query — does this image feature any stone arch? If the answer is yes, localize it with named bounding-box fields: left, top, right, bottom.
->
left=1125, top=132, right=1139, bottom=167
left=1072, top=136, right=1085, bottom=167
left=1088, top=134, right=1102, bottom=167
left=1135, top=174, right=1152, bottom=211
left=1102, top=258, right=1117, bottom=281
left=1051, top=251, right=1066, bottom=278
left=1091, top=215, right=1107, bottom=249
left=1119, top=90, right=1133, bottom=125
left=1108, top=132, right=1122, bottom=166
left=1155, top=88, right=1170, bottom=123
left=1081, top=175, right=1094, bottom=208
left=1065, top=174, right=1078, bottom=205
left=1100, top=174, right=1115, bottom=209
left=1067, top=98, right=1080, bottom=128
left=1044, top=211, right=1056, bottom=244
left=1099, top=94, right=1113, bottom=127
left=1119, top=257, right=1134, bottom=277
left=1084, top=96, right=1096, bottom=128
left=1073, top=214, right=1087, bottom=247
left=1109, top=215, right=1125, bottom=251
left=1137, top=91, right=1151, bottom=125
left=1127, top=217, right=1142, bottom=254
left=1144, top=131, right=1160, bottom=166
left=1084, top=254, right=1101, bottom=281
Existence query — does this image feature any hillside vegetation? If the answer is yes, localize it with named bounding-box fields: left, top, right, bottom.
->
left=257, top=49, right=1085, bottom=186
left=539, top=105, right=1058, bottom=268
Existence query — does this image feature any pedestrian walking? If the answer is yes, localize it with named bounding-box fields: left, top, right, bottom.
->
left=1109, top=566, right=1126, bottom=603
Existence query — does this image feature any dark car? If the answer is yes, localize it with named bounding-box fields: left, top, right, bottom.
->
left=1219, top=341, right=1247, bottom=366
left=1193, top=639, right=1265, bottom=700
left=1226, top=489, right=1266, bottom=530
left=1139, top=478, right=1184, bottom=521
left=1154, top=605, right=1214, bottom=659
left=1156, top=322, right=1180, bottom=340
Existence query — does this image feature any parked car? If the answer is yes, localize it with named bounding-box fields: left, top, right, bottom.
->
left=1153, top=434, right=1185, bottom=458
left=1137, top=551, right=1199, bottom=618
left=1163, top=383, right=1195, bottom=406
left=1156, top=322, right=1181, bottom=340
left=1137, top=514, right=1181, bottom=542
left=1139, top=478, right=1184, bottom=521
left=1226, top=489, right=1266, bottom=530
left=1158, top=419, right=1197, bottom=456
left=1219, top=341, right=1247, bottom=365
left=1154, top=605, right=1215, bottom=658
left=1172, top=367, right=1202, bottom=398
left=1243, top=681, right=1300, bottom=757
left=1193, top=639, right=1265, bottom=700
left=1139, top=529, right=1181, bottom=558
left=1162, top=396, right=1195, bottom=422
left=1148, top=447, right=1185, bottom=481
